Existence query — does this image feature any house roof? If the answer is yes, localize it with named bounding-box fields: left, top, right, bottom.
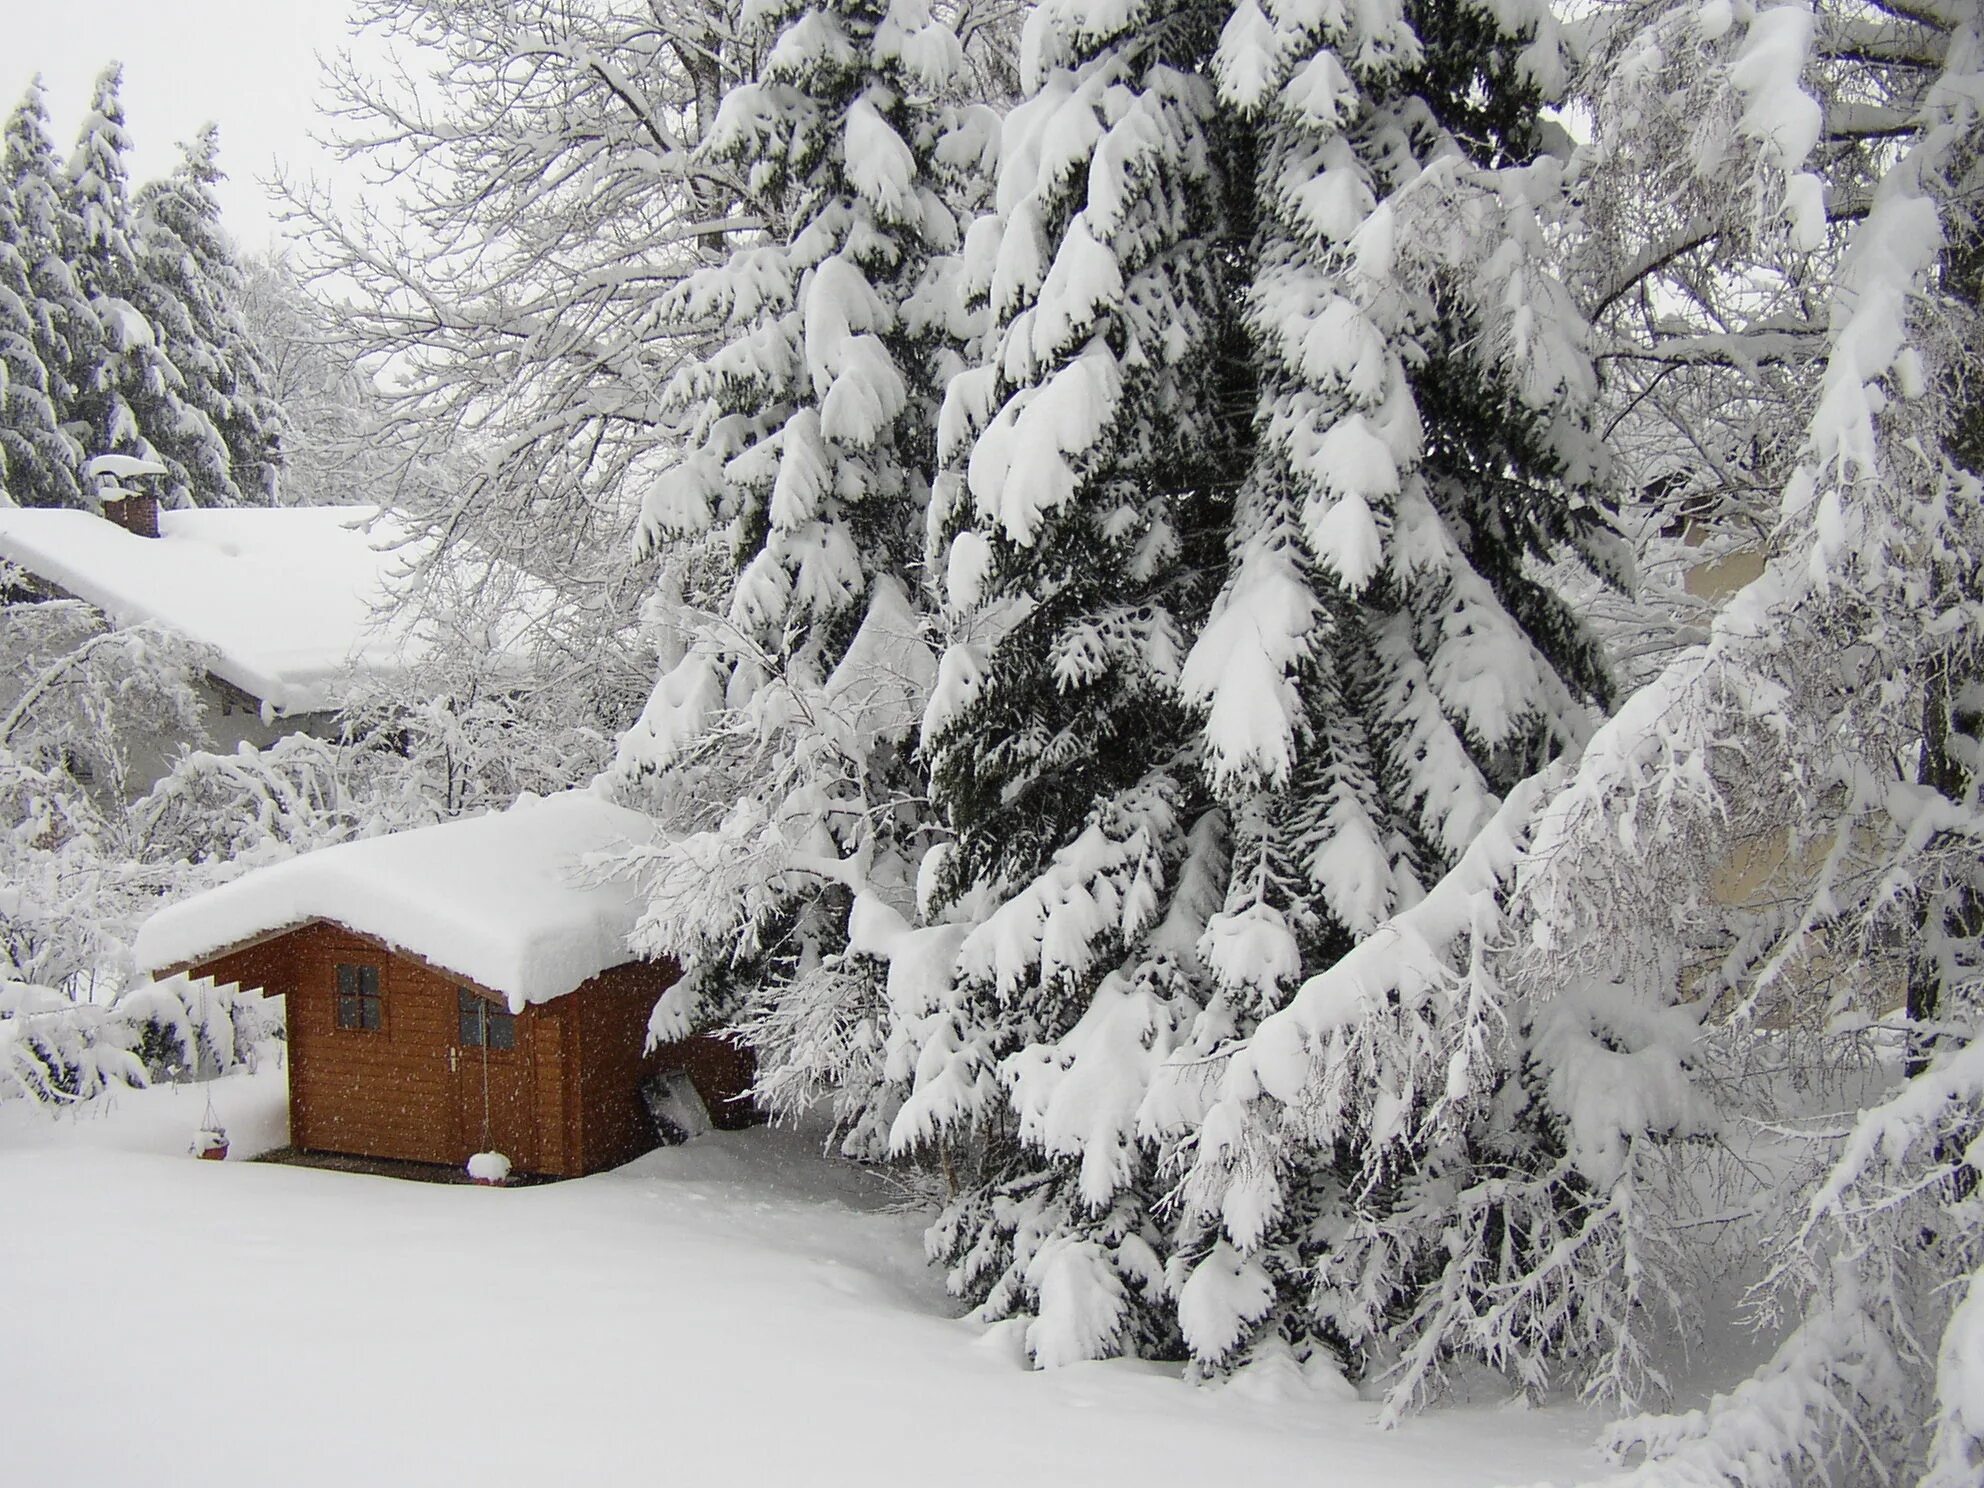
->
left=134, top=790, right=660, bottom=1009
left=0, top=504, right=489, bottom=715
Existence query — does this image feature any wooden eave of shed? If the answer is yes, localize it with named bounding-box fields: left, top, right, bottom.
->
left=159, top=915, right=585, bottom=1011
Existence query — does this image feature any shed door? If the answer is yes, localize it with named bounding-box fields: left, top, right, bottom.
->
left=454, top=988, right=536, bottom=1171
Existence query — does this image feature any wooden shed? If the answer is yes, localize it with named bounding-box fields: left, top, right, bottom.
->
left=133, top=793, right=754, bottom=1178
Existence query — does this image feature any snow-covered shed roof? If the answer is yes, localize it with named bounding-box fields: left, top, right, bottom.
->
left=0, top=504, right=452, bottom=714
left=135, top=791, right=659, bottom=1009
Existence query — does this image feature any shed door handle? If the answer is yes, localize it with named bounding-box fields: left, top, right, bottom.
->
left=448, top=1047, right=459, bottom=1073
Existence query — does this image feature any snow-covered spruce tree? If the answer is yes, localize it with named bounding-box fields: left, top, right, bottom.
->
left=0, top=151, right=69, bottom=506
left=900, top=0, right=1250, bottom=1365
left=1142, top=0, right=1622, bottom=1390
left=608, top=0, right=989, bottom=1155
left=1, top=78, right=88, bottom=508
left=1156, top=3, right=1984, bottom=1430
left=59, top=65, right=178, bottom=491
left=894, top=0, right=1617, bottom=1377
left=1132, top=0, right=1984, bottom=1472
left=132, top=125, right=286, bottom=507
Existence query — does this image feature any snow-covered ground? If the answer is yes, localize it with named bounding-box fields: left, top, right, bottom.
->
left=0, top=1067, right=1613, bottom=1487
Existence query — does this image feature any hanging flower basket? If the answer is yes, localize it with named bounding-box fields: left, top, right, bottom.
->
left=192, top=1092, right=229, bottom=1160
left=467, top=1151, right=512, bottom=1187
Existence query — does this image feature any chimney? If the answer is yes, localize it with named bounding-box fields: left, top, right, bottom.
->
left=83, top=453, right=171, bottom=539
left=102, top=490, right=160, bottom=539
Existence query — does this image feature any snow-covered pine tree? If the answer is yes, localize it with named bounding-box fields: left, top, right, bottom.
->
left=1153, top=2, right=1977, bottom=1429
left=1158, top=0, right=1984, bottom=1459
left=133, top=125, right=285, bottom=507
left=60, top=65, right=176, bottom=493
left=609, top=0, right=991, bottom=1154
left=901, top=0, right=1250, bottom=1365
left=0, top=153, right=70, bottom=506
left=894, top=0, right=1616, bottom=1379
left=1, top=78, right=88, bottom=508
left=1150, top=0, right=1619, bottom=1387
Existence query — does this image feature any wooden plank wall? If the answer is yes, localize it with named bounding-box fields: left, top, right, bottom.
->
left=285, top=925, right=462, bottom=1166
left=569, top=962, right=676, bottom=1174
left=184, top=925, right=748, bottom=1179
left=188, top=938, right=296, bottom=1002
left=659, top=1034, right=758, bottom=1131
left=531, top=1000, right=570, bottom=1176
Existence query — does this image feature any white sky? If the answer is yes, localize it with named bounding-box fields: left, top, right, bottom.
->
left=8, top=1, right=361, bottom=252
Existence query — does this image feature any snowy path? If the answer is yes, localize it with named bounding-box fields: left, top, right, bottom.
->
left=0, top=1068, right=1609, bottom=1486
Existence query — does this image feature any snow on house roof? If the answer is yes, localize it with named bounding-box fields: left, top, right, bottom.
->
left=134, top=791, right=660, bottom=1009
left=0, top=504, right=459, bottom=715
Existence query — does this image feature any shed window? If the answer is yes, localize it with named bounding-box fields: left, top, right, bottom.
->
left=457, top=988, right=516, bottom=1051
left=335, top=964, right=383, bottom=1031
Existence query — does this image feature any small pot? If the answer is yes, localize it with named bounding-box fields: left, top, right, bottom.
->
left=466, top=1151, right=512, bottom=1186
left=192, top=1130, right=229, bottom=1161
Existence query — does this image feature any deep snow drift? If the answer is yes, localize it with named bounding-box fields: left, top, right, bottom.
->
left=0, top=1066, right=1612, bottom=1487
